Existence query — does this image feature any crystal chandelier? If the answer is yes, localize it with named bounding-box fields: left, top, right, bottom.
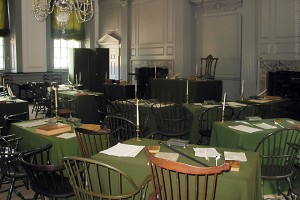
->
left=32, top=0, right=94, bottom=33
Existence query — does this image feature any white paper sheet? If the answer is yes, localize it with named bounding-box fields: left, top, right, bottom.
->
left=224, top=151, right=247, bottom=162
left=100, top=143, right=144, bottom=157
left=202, top=105, right=219, bottom=108
left=155, top=152, right=179, bottom=162
left=228, top=125, right=262, bottom=133
left=226, top=102, right=247, bottom=107
left=253, top=122, right=277, bottom=129
left=193, top=148, right=221, bottom=158
left=193, top=103, right=202, bottom=106
left=56, top=132, right=76, bottom=139
left=18, top=119, right=49, bottom=128
left=248, top=99, right=272, bottom=104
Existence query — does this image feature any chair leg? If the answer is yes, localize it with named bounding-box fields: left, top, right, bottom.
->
left=261, top=179, right=265, bottom=200
left=7, top=178, right=15, bottom=200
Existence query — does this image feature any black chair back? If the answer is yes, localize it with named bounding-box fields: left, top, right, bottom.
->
left=19, top=144, right=74, bottom=199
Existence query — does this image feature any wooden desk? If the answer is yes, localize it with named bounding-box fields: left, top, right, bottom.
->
left=91, top=139, right=261, bottom=200
left=103, top=84, right=135, bottom=101
left=210, top=118, right=300, bottom=195
left=183, top=102, right=248, bottom=144
left=0, top=97, right=28, bottom=127
left=146, top=78, right=222, bottom=104
left=10, top=120, right=80, bottom=165
left=58, top=91, right=103, bottom=124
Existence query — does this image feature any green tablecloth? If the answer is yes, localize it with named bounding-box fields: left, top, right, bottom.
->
left=58, top=91, right=103, bottom=124
left=183, top=102, right=248, bottom=144
left=91, top=138, right=261, bottom=200
left=10, top=120, right=80, bottom=165
left=0, top=98, right=28, bottom=126
left=210, top=118, right=300, bottom=195
left=146, top=78, right=223, bottom=104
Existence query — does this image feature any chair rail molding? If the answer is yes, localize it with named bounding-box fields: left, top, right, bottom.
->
left=189, top=0, right=243, bottom=12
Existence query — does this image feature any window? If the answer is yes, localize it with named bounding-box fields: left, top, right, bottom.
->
left=0, top=37, right=4, bottom=70
left=53, top=39, right=80, bottom=70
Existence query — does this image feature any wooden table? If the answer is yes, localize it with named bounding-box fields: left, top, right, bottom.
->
left=58, top=90, right=103, bottom=124
left=0, top=97, right=29, bottom=127
left=183, top=102, right=248, bottom=144
left=103, top=84, right=135, bottom=101
left=210, top=118, right=300, bottom=195
left=10, top=119, right=80, bottom=165
left=91, top=138, right=261, bottom=200
left=146, top=78, right=223, bottom=104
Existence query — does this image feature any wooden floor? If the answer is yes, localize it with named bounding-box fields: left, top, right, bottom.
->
left=0, top=180, right=35, bottom=200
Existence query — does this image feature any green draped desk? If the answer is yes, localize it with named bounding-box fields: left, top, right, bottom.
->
left=0, top=97, right=28, bottom=127
left=10, top=119, right=80, bottom=165
left=58, top=91, right=103, bottom=124
left=210, top=118, right=300, bottom=195
left=183, top=102, right=248, bottom=144
left=91, top=138, right=261, bottom=200
left=146, top=78, right=223, bottom=104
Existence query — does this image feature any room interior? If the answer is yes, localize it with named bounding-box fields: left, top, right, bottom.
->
left=0, top=0, right=300, bottom=199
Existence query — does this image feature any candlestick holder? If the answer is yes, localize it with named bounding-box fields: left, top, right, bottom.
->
left=221, top=110, right=225, bottom=123
left=134, top=125, right=142, bottom=141
left=186, top=95, right=189, bottom=103
left=52, top=85, right=61, bottom=123
left=154, top=73, right=157, bottom=79
left=240, top=92, right=245, bottom=101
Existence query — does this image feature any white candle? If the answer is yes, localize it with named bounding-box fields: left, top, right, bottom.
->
left=136, top=98, right=140, bottom=126
left=186, top=80, right=189, bottom=96
left=54, top=87, right=58, bottom=108
left=75, top=74, right=78, bottom=84
left=222, top=92, right=227, bottom=111
left=154, top=65, right=157, bottom=78
left=196, top=64, right=198, bottom=75
left=241, top=80, right=244, bottom=95
left=135, top=81, right=137, bottom=97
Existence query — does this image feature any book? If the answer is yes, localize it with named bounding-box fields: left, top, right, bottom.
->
left=36, top=123, right=71, bottom=136
left=225, top=160, right=240, bottom=172
left=80, top=124, right=101, bottom=131
left=148, top=146, right=160, bottom=155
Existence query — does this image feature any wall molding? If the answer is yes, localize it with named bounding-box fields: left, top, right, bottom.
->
left=189, top=0, right=242, bottom=12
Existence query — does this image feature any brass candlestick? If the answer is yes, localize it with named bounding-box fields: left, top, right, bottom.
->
left=134, top=125, right=141, bottom=141
left=240, top=91, right=245, bottom=101
left=221, top=110, right=225, bottom=123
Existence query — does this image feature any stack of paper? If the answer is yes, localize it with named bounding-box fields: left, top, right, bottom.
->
left=224, top=151, right=247, bottom=162
left=193, top=148, right=221, bottom=158
left=228, top=125, right=262, bottom=133
left=100, top=143, right=144, bottom=157
left=19, top=119, right=49, bottom=128
left=155, top=152, right=179, bottom=162
left=56, top=132, right=76, bottom=139
left=226, top=102, right=247, bottom=107
left=253, top=122, right=277, bottom=129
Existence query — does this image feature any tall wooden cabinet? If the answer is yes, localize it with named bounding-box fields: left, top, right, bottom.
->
left=69, top=48, right=109, bottom=92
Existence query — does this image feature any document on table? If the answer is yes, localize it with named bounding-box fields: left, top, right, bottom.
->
left=253, top=122, right=277, bottom=129
left=193, top=148, right=221, bottom=158
left=224, top=151, right=247, bottom=162
left=248, top=99, right=272, bottom=104
left=228, top=125, right=262, bottom=133
left=18, top=119, right=49, bottom=128
left=100, top=143, right=145, bottom=157
left=202, top=105, right=219, bottom=108
left=226, top=102, right=247, bottom=107
left=56, top=132, right=76, bottom=139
